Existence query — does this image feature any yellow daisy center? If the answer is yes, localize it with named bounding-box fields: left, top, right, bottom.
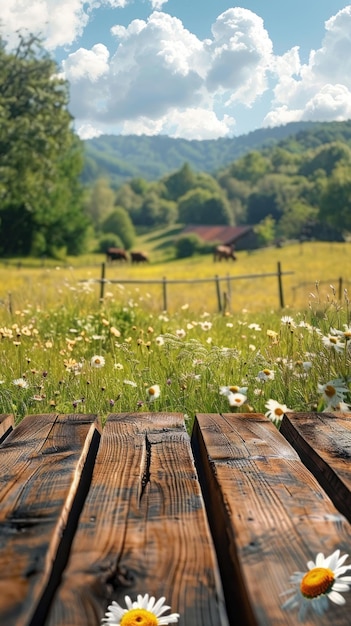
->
left=229, top=386, right=239, bottom=393
left=324, top=385, right=336, bottom=398
left=120, top=608, right=158, bottom=626
left=149, top=388, right=156, bottom=395
left=263, top=369, right=271, bottom=375
left=274, top=407, right=284, bottom=417
left=300, top=567, right=335, bottom=598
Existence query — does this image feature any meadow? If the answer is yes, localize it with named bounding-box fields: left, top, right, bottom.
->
left=0, top=240, right=350, bottom=427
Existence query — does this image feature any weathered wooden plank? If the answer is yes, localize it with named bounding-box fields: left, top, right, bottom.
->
left=46, top=412, right=228, bottom=626
left=0, top=413, right=101, bottom=626
left=280, top=411, right=351, bottom=523
left=0, top=413, right=14, bottom=443
left=191, top=412, right=351, bottom=626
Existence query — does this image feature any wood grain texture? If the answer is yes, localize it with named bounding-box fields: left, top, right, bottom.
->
left=280, top=411, right=351, bottom=523
left=0, top=413, right=14, bottom=443
left=0, top=413, right=101, bottom=626
left=192, top=412, right=351, bottom=626
left=46, top=412, right=228, bottom=626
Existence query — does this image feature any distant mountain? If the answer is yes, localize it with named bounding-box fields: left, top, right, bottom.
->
left=81, top=120, right=351, bottom=188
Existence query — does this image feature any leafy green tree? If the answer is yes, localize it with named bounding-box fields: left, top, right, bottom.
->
left=163, top=163, right=196, bottom=201
left=101, top=207, right=136, bottom=249
left=0, top=33, right=88, bottom=256
left=85, top=178, right=115, bottom=230
left=254, top=215, right=276, bottom=247
left=175, top=234, right=202, bottom=258
left=319, top=164, right=351, bottom=234
left=178, top=188, right=232, bottom=225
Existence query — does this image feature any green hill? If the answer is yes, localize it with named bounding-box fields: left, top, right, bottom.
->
left=82, top=121, right=319, bottom=187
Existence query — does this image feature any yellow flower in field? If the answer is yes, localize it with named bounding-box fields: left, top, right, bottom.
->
left=110, top=326, right=121, bottom=337
left=101, top=594, right=179, bottom=625
left=147, top=385, right=160, bottom=401
left=90, top=355, right=105, bottom=368
left=282, top=549, right=351, bottom=622
left=257, top=368, right=275, bottom=382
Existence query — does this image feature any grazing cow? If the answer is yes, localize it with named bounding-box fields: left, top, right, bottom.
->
left=106, top=247, right=128, bottom=263
left=213, top=244, right=237, bottom=262
left=130, top=251, right=149, bottom=264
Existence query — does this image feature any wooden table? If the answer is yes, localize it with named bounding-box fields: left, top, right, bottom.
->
left=0, top=411, right=350, bottom=625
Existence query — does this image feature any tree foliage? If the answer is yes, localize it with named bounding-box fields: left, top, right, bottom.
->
left=0, top=33, right=88, bottom=257
left=101, top=207, right=136, bottom=249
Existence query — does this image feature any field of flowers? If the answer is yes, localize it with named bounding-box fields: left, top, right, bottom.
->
left=0, top=257, right=350, bottom=427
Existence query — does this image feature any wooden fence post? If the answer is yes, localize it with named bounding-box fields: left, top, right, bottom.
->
left=277, top=261, right=284, bottom=308
left=339, top=277, right=343, bottom=300
left=99, top=263, right=106, bottom=303
left=162, top=277, right=168, bottom=312
left=215, top=275, right=222, bottom=312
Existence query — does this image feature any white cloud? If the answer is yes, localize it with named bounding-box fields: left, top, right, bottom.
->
left=2, top=2, right=351, bottom=139
left=0, top=0, right=92, bottom=49
left=266, top=5, right=351, bottom=128
left=206, top=8, right=273, bottom=106
left=77, top=123, right=104, bottom=139
left=63, top=44, right=110, bottom=81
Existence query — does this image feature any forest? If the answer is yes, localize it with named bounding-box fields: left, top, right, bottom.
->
left=1, top=33, right=351, bottom=259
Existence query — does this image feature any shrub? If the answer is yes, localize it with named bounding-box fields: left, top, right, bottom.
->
left=175, top=234, right=202, bottom=258
left=97, top=233, right=124, bottom=253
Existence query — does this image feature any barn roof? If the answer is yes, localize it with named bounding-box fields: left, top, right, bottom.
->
left=181, top=225, right=253, bottom=245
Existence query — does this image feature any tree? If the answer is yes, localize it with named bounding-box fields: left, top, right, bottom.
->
left=178, top=188, right=232, bottom=225
left=85, top=178, right=115, bottom=231
left=101, top=207, right=136, bottom=249
left=319, top=164, right=351, bottom=234
left=0, top=33, right=88, bottom=256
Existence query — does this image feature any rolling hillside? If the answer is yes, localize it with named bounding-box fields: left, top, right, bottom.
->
left=81, top=121, right=318, bottom=187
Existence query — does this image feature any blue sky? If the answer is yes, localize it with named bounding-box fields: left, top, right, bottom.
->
left=2, top=1, right=351, bottom=140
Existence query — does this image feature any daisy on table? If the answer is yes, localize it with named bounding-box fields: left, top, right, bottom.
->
left=282, top=549, right=351, bottom=622
left=102, top=593, right=179, bottom=625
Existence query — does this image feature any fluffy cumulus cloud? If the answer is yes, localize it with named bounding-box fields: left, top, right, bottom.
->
left=265, top=5, right=351, bottom=127
left=2, top=1, right=351, bottom=139
left=64, top=8, right=275, bottom=138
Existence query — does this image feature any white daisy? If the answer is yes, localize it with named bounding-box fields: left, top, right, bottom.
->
left=318, top=379, right=349, bottom=408
left=102, top=593, right=179, bottom=625
left=227, top=392, right=247, bottom=407
left=147, top=384, right=160, bottom=401
left=90, top=355, right=105, bottom=368
left=265, top=399, right=292, bottom=426
left=13, top=377, right=28, bottom=389
left=219, top=385, right=248, bottom=396
left=282, top=549, right=351, bottom=622
left=256, top=368, right=275, bottom=382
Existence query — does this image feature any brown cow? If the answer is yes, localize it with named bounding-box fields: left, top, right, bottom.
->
left=213, top=244, right=237, bottom=262
left=106, top=247, right=128, bottom=262
left=131, top=251, right=149, bottom=264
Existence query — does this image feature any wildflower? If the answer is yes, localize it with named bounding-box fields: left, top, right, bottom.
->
left=90, top=355, right=105, bottom=368
left=281, top=315, right=295, bottom=326
left=318, top=379, right=349, bottom=408
left=101, top=594, right=179, bottom=625
left=248, top=323, right=261, bottom=331
left=322, top=334, right=345, bottom=352
left=147, top=385, right=161, bottom=401
left=324, top=401, right=351, bottom=413
left=265, top=399, right=292, bottom=426
left=220, top=385, right=248, bottom=397
left=155, top=336, right=165, bottom=346
left=114, top=363, right=124, bottom=370
left=124, top=379, right=137, bottom=387
left=228, top=392, right=247, bottom=407
left=175, top=329, right=186, bottom=339
left=282, top=549, right=351, bottom=622
left=110, top=327, right=121, bottom=337
left=256, top=368, right=275, bottom=382
left=199, top=321, right=212, bottom=331
left=13, top=378, right=28, bottom=389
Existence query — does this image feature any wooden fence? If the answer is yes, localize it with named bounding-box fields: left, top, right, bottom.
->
left=82, top=261, right=293, bottom=312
